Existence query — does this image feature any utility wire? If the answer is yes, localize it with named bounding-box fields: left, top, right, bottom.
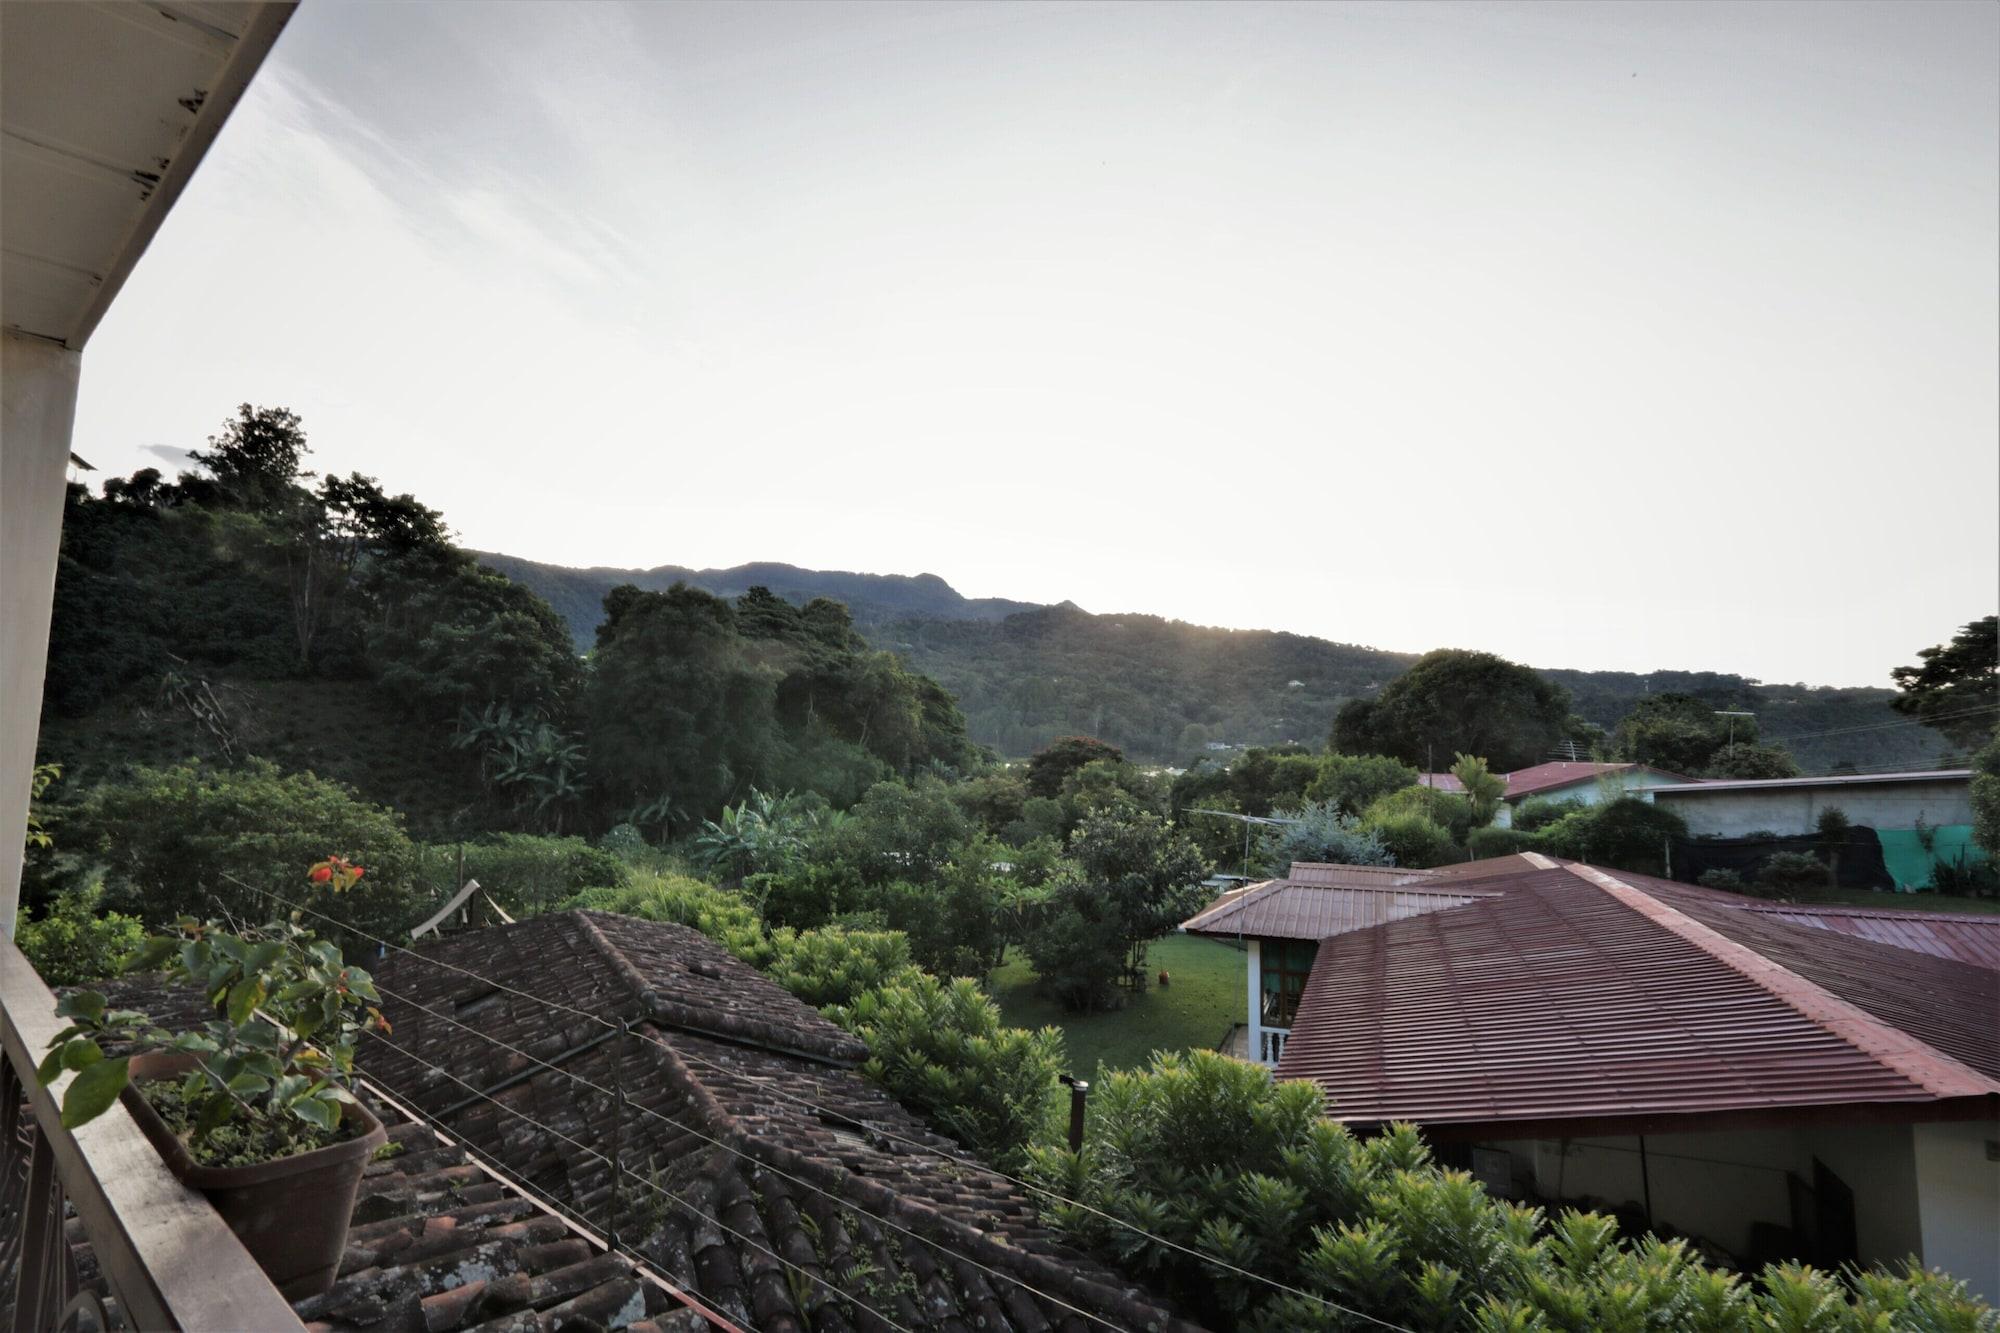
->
left=354, top=1025, right=919, bottom=1333
left=228, top=874, right=1419, bottom=1333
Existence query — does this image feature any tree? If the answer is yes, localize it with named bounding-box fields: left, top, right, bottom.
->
left=1066, top=812, right=1210, bottom=981
left=1612, top=693, right=1731, bottom=773
left=1331, top=650, right=1577, bottom=772
left=1536, top=798, right=1687, bottom=877
left=1891, top=616, right=1999, bottom=749
left=187, top=403, right=312, bottom=510
left=1704, top=742, right=1801, bottom=779
left=1026, top=736, right=1124, bottom=798
left=1258, top=800, right=1391, bottom=873
left=1448, top=753, right=1505, bottom=827
left=284, top=472, right=450, bottom=668
left=1971, top=733, right=2000, bottom=858
left=1303, top=752, right=1417, bottom=816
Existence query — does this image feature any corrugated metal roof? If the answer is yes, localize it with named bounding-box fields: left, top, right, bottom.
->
left=1287, top=862, right=1439, bottom=887
left=1418, top=764, right=1695, bottom=800
left=1273, top=860, right=2000, bottom=1132
left=1740, top=906, right=2000, bottom=971
left=1181, top=875, right=1490, bottom=942
left=1650, top=769, right=1972, bottom=796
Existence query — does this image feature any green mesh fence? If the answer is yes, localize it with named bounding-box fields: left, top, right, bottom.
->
left=1876, top=824, right=1986, bottom=890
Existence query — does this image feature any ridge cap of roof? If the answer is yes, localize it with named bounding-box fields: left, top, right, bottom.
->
left=1560, top=862, right=2000, bottom=1100
left=1181, top=877, right=1286, bottom=930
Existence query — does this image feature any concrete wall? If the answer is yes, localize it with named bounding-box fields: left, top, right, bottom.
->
left=1914, top=1118, right=1999, bottom=1305
left=1651, top=779, right=1972, bottom=839
left=1480, top=1121, right=1928, bottom=1271
left=1, top=331, right=81, bottom=936
left=1496, top=770, right=1690, bottom=829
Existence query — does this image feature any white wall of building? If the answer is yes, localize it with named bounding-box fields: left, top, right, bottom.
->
left=1, top=331, right=81, bottom=936
left=1914, top=1118, right=2000, bottom=1305
left=1495, top=770, right=1691, bottom=829
left=1650, top=779, right=1973, bottom=838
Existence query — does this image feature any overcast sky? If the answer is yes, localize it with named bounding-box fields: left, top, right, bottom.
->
left=73, top=0, right=1997, bottom=686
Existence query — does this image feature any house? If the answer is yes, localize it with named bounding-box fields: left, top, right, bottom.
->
left=1243, top=853, right=1998, bottom=1299
left=1419, top=762, right=1694, bottom=827
left=1181, top=861, right=1498, bottom=1064
left=1644, top=769, right=1981, bottom=889
left=360, top=910, right=1196, bottom=1333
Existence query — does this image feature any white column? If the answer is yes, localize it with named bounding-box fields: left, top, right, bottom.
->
left=1245, top=938, right=1262, bottom=1061
left=1, top=331, right=81, bottom=936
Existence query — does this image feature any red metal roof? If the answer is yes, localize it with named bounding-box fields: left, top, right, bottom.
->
left=1288, top=862, right=1441, bottom=887
left=1418, top=764, right=1694, bottom=801
left=1739, top=906, right=2000, bottom=971
left=1272, top=859, right=2000, bottom=1133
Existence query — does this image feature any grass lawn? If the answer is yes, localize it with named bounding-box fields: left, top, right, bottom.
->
left=1763, top=886, right=2000, bottom=915
left=984, top=933, right=1248, bottom=1079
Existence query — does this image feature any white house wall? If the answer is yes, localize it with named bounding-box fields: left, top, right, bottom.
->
left=1496, top=770, right=1692, bottom=829
left=1650, top=780, right=1973, bottom=838
left=1914, top=1118, right=1999, bottom=1305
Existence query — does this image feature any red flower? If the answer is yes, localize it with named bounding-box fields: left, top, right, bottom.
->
left=309, top=865, right=334, bottom=883
left=351, top=867, right=365, bottom=880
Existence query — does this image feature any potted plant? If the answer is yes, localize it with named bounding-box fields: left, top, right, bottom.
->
left=39, top=857, right=392, bottom=1299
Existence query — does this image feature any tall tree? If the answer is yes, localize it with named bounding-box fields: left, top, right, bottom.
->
left=187, top=404, right=312, bottom=511
left=1891, top=616, right=1998, bottom=750
left=1448, top=753, right=1505, bottom=827
left=1331, top=650, right=1577, bottom=772
left=1025, top=735, right=1124, bottom=798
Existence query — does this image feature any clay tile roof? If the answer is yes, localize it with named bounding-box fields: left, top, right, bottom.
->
left=1272, top=859, right=2000, bottom=1135
left=360, top=912, right=1197, bottom=1333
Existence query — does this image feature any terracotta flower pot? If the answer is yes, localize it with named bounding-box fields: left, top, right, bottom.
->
left=121, top=1050, right=387, bottom=1300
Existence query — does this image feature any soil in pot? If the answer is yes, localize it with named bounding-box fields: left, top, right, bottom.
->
left=138, top=1078, right=361, bottom=1167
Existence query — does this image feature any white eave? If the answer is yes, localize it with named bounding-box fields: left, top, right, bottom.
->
left=1, top=1, right=295, bottom=350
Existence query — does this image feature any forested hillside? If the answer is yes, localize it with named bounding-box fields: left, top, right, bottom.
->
left=490, top=555, right=1947, bottom=771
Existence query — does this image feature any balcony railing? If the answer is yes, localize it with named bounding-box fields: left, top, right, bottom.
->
left=1259, top=1026, right=1289, bottom=1066
left=1, top=935, right=305, bottom=1331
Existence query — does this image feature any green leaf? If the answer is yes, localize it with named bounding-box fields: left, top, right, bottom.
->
left=36, top=1045, right=67, bottom=1086
left=122, top=937, right=178, bottom=973
left=194, top=1093, right=234, bottom=1139
left=226, top=1072, right=270, bottom=1097
left=245, top=942, right=286, bottom=973
left=236, top=1020, right=280, bottom=1050
left=289, top=1096, right=336, bottom=1132
left=60, top=1057, right=129, bottom=1130
left=59, top=1038, right=104, bottom=1073
left=272, top=1073, right=309, bottom=1106
left=226, top=977, right=267, bottom=1026
left=55, top=990, right=106, bottom=1022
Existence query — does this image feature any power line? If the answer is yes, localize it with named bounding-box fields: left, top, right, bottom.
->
left=229, top=875, right=1418, bottom=1333
left=1758, top=703, right=1998, bottom=745
left=355, top=1025, right=916, bottom=1333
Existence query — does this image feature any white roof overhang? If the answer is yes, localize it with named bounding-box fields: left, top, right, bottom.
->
left=2, top=1, right=294, bottom=350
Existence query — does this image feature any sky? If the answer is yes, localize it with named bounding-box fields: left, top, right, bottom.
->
left=72, top=0, right=1998, bottom=687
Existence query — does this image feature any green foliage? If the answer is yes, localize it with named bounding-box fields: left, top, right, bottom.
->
left=1466, top=827, right=1538, bottom=860
left=25, top=762, right=60, bottom=851
left=185, top=403, right=312, bottom=511
left=1970, top=734, right=2000, bottom=858
left=69, top=759, right=421, bottom=937
left=1759, top=852, right=1829, bottom=894
left=1449, top=754, right=1507, bottom=829
left=1512, top=796, right=1585, bottom=834
left=564, top=873, right=771, bottom=963
left=1304, top=752, right=1420, bottom=817
left=438, top=833, right=626, bottom=917
left=759, top=926, right=922, bottom=1008
left=1026, top=1050, right=1998, bottom=1331
left=17, top=885, right=144, bottom=987
left=1359, top=810, right=1462, bottom=869
left=1333, top=650, right=1582, bottom=772
left=1697, top=868, right=1747, bottom=891
left=1613, top=693, right=1741, bottom=774
left=1535, top=799, right=1687, bottom=877
left=831, top=973, right=1065, bottom=1170
left=1258, top=800, right=1392, bottom=874
left=1026, top=735, right=1125, bottom=798
left=45, top=903, right=388, bottom=1152
left=1891, top=616, right=1999, bottom=749
left=1364, top=785, right=1477, bottom=845
left=1022, top=907, right=1130, bottom=1013
left=1705, top=742, right=1802, bottom=779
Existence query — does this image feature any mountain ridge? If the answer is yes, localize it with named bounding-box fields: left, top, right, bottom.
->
left=475, top=551, right=1945, bottom=771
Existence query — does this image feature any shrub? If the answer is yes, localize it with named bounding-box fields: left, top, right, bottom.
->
left=1466, top=827, right=1538, bottom=860
left=1536, top=798, right=1686, bottom=877
left=1358, top=811, right=1460, bottom=869
left=1973, top=733, right=2000, bottom=858
left=1023, top=905, right=1129, bottom=1013
left=1026, top=1049, right=1998, bottom=1331
left=433, top=833, right=626, bottom=917
left=564, top=873, right=771, bottom=964
left=1259, top=800, right=1392, bottom=874
left=1697, top=868, right=1747, bottom=891
left=1365, top=786, right=1475, bottom=845
left=761, top=926, right=921, bottom=1008
left=71, top=759, right=421, bottom=940
left=830, top=973, right=1064, bottom=1170
left=1512, top=796, right=1585, bottom=834
left=17, top=884, right=144, bottom=987
left=1303, top=753, right=1419, bottom=817
left=1932, top=851, right=2000, bottom=899
left=1758, top=851, right=1828, bottom=894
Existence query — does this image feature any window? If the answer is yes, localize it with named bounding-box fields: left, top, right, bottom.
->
left=1260, top=940, right=1316, bottom=1028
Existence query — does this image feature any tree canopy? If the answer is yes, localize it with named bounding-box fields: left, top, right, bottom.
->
left=1331, top=649, right=1581, bottom=771
left=1891, top=616, right=1998, bottom=749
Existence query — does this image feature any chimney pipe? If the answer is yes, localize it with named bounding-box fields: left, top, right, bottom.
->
left=1058, top=1074, right=1090, bottom=1152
